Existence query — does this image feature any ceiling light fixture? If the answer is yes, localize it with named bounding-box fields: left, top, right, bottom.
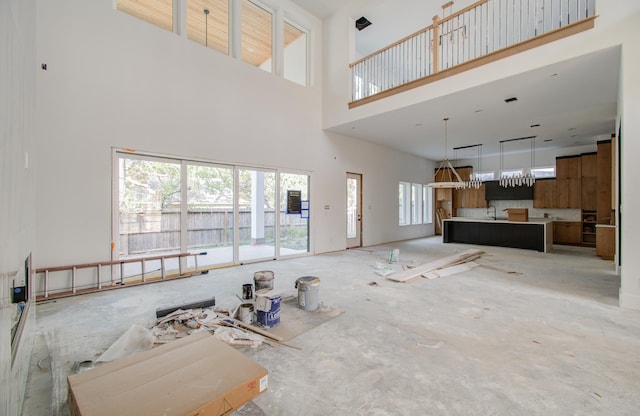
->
left=499, top=136, right=536, bottom=188
left=504, top=97, right=518, bottom=103
left=428, top=118, right=466, bottom=189
left=454, top=143, right=484, bottom=189
left=203, top=9, right=209, bottom=47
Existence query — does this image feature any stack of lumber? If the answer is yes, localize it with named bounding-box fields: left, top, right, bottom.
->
left=386, top=249, right=483, bottom=283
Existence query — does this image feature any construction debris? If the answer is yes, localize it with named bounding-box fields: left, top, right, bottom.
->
left=149, top=305, right=294, bottom=350
left=386, top=249, right=484, bottom=283
left=423, top=261, right=479, bottom=280
left=155, top=297, right=216, bottom=318
left=97, top=324, right=155, bottom=362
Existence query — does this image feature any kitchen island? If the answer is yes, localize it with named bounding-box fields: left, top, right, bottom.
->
left=443, top=217, right=553, bottom=252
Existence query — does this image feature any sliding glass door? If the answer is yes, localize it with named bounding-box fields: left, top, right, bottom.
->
left=115, top=150, right=308, bottom=267
left=187, top=163, right=234, bottom=267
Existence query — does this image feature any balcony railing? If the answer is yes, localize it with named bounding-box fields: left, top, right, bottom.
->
left=350, top=0, right=596, bottom=105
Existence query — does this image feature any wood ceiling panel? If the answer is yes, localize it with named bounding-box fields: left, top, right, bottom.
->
left=117, top=0, right=305, bottom=67
left=187, top=0, right=229, bottom=55
left=117, top=0, right=173, bottom=32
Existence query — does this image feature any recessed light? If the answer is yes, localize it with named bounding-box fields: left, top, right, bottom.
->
left=474, top=109, right=484, bottom=113
left=544, top=139, right=552, bottom=142
left=530, top=124, right=541, bottom=128
left=504, top=97, right=518, bottom=103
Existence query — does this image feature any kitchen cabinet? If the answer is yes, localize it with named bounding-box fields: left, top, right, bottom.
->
left=443, top=219, right=550, bottom=252
left=581, top=210, right=597, bottom=246
left=553, top=221, right=581, bottom=245
left=597, top=140, right=613, bottom=224
left=555, top=155, right=581, bottom=208
left=533, top=178, right=556, bottom=208
left=581, top=153, right=597, bottom=211
left=596, top=225, right=615, bottom=260
left=556, top=178, right=581, bottom=208
left=556, top=155, right=581, bottom=179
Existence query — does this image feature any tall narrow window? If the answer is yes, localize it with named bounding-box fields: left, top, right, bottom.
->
left=283, top=21, right=307, bottom=86
left=241, top=0, right=273, bottom=72
left=399, top=182, right=410, bottom=226
left=116, top=0, right=173, bottom=32
left=411, top=183, right=422, bottom=224
left=423, top=185, right=433, bottom=224
left=187, top=0, right=229, bottom=55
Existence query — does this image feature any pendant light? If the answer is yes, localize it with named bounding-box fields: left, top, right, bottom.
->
left=428, top=118, right=466, bottom=189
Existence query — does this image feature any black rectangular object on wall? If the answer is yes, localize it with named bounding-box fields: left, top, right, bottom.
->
left=484, top=180, right=534, bottom=200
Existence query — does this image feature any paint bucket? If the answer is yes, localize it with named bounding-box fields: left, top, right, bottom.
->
left=242, top=283, right=254, bottom=300
left=239, top=303, right=254, bottom=324
left=295, top=276, right=320, bottom=311
left=255, top=289, right=281, bottom=328
left=254, top=270, right=274, bottom=291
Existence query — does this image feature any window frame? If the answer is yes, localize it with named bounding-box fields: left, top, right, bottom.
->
left=411, top=183, right=422, bottom=224
left=422, top=185, right=433, bottom=224
left=399, top=182, right=411, bottom=226
left=283, top=18, right=309, bottom=87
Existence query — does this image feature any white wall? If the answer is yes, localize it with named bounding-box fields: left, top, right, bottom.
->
left=324, top=0, right=640, bottom=309
left=618, top=10, right=640, bottom=309
left=0, top=0, right=37, bottom=413
left=34, top=0, right=435, bottom=274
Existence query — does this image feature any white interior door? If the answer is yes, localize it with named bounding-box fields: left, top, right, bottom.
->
left=346, top=173, right=362, bottom=248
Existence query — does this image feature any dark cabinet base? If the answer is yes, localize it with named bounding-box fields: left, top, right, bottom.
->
left=443, top=221, right=545, bottom=252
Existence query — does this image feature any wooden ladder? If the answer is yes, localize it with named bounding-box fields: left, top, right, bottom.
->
left=35, top=252, right=208, bottom=302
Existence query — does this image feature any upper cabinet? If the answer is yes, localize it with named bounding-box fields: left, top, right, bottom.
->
left=453, top=167, right=487, bottom=209
left=533, top=178, right=556, bottom=208
left=555, top=155, right=581, bottom=208
left=556, top=155, right=581, bottom=179
left=581, top=152, right=597, bottom=211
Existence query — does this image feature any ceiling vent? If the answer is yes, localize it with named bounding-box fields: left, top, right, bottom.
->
left=355, top=16, right=372, bottom=31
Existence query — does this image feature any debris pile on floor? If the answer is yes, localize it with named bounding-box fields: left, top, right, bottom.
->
left=150, top=306, right=285, bottom=348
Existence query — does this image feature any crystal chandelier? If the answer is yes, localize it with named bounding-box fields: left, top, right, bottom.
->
left=499, top=136, right=537, bottom=187
left=454, top=143, right=483, bottom=189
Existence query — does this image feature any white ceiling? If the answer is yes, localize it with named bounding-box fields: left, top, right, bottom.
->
left=292, top=0, right=620, bottom=161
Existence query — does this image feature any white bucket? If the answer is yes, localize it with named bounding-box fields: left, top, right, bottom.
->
left=295, top=276, right=320, bottom=311
left=239, top=303, right=254, bottom=324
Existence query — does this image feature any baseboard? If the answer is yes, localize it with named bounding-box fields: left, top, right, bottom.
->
left=619, top=290, right=640, bottom=310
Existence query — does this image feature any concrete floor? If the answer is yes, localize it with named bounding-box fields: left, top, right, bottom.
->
left=22, top=237, right=640, bottom=415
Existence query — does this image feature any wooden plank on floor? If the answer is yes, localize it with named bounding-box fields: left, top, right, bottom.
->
left=423, top=261, right=479, bottom=279
left=386, top=249, right=483, bottom=283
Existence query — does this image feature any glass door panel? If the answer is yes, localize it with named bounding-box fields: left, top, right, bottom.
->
left=279, top=173, right=310, bottom=255
left=118, top=156, right=182, bottom=259
left=238, top=168, right=276, bottom=262
left=187, top=163, right=234, bottom=267
left=347, top=173, right=362, bottom=248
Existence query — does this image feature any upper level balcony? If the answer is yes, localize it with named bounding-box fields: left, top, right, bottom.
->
left=349, top=0, right=597, bottom=108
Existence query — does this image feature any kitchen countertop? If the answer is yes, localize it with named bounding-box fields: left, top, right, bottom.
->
left=443, top=217, right=554, bottom=225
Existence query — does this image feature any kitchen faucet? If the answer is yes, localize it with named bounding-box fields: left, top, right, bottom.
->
left=487, top=204, right=496, bottom=220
